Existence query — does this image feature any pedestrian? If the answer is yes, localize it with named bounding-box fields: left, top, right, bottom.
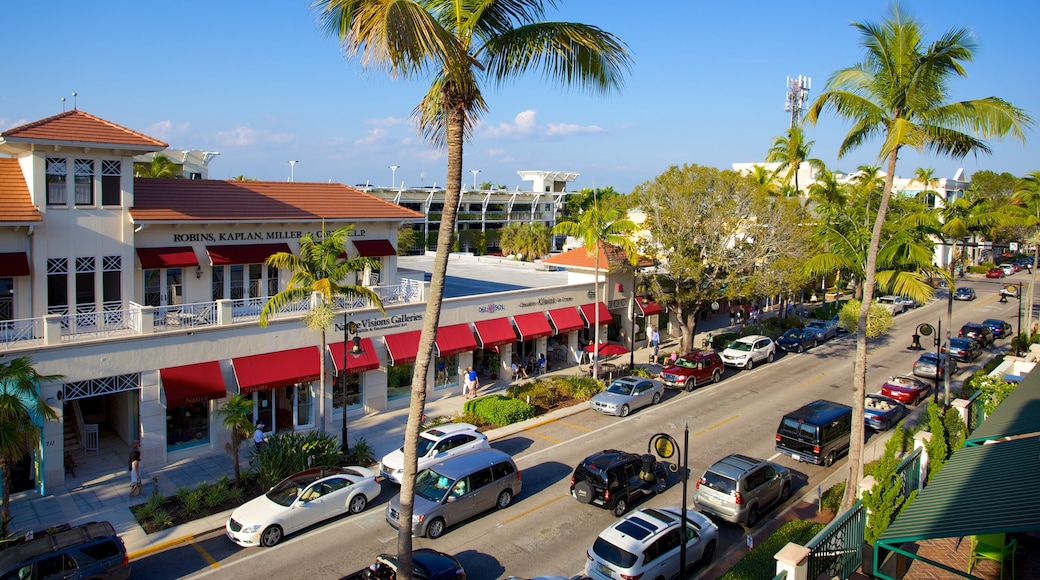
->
left=253, top=422, right=267, bottom=449
left=129, top=450, right=142, bottom=498
left=651, top=328, right=660, bottom=349
left=650, top=344, right=660, bottom=365
left=463, top=366, right=479, bottom=398
left=738, top=306, right=745, bottom=324
left=729, top=307, right=736, bottom=326
left=128, top=439, right=140, bottom=473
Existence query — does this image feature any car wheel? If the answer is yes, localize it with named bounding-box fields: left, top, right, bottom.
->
left=260, top=525, right=283, bottom=547
left=824, top=451, right=836, bottom=467
left=813, top=340, right=818, bottom=349
left=348, top=493, right=368, bottom=514
left=611, top=496, right=629, bottom=517
left=746, top=505, right=760, bottom=527
left=656, top=476, right=667, bottom=494
left=766, top=351, right=775, bottom=363
left=712, top=370, right=721, bottom=384
left=619, top=404, right=631, bottom=417
left=573, top=480, right=595, bottom=504
left=797, top=344, right=804, bottom=353
left=426, top=517, right=446, bottom=539
left=745, top=359, right=754, bottom=371
left=780, top=482, right=791, bottom=502
left=496, top=489, right=513, bottom=509
left=700, top=540, right=717, bottom=566
left=652, top=392, right=661, bottom=405
left=685, top=377, right=697, bottom=392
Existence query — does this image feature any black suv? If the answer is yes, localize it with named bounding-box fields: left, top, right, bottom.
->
left=959, top=323, right=994, bottom=347
left=0, top=521, right=130, bottom=580
left=570, top=450, right=669, bottom=516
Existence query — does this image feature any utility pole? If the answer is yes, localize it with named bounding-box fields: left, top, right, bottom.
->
left=785, top=75, right=811, bottom=128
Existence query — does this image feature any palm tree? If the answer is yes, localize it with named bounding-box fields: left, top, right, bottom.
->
left=216, top=394, right=255, bottom=485
left=807, top=4, right=1031, bottom=511
left=553, top=200, right=637, bottom=372
left=133, top=154, right=181, bottom=178
left=1012, top=171, right=1040, bottom=337
left=314, top=2, right=631, bottom=573
left=499, top=222, right=551, bottom=261
left=765, top=125, right=824, bottom=194
left=0, top=356, right=60, bottom=535
left=259, top=225, right=384, bottom=440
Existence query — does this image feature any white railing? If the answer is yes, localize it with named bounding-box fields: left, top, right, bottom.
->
left=152, top=301, right=219, bottom=331
left=0, top=318, right=43, bottom=349
left=62, top=302, right=135, bottom=341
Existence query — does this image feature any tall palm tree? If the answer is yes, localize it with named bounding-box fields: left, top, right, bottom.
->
left=807, top=4, right=1031, bottom=511
left=259, top=225, right=384, bottom=438
left=0, top=356, right=60, bottom=535
left=216, top=394, right=254, bottom=485
left=314, top=3, right=631, bottom=573
left=765, top=124, right=824, bottom=194
left=1012, top=171, right=1040, bottom=338
left=553, top=200, right=637, bottom=372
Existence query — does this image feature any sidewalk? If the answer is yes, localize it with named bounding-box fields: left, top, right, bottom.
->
left=6, top=302, right=785, bottom=560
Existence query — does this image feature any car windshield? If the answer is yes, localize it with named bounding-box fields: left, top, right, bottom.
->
left=918, top=354, right=939, bottom=364
left=728, top=341, right=753, bottom=352
left=605, top=381, right=634, bottom=395
left=414, top=434, right=437, bottom=458
left=414, top=468, right=454, bottom=502
left=266, top=477, right=309, bottom=507
left=592, top=537, right=638, bottom=568
left=782, top=330, right=802, bottom=339
left=950, top=338, right=970, bottom=348
left=701, top=471, right=736, bottom=494
left=675, top=358, right=698, bottom=369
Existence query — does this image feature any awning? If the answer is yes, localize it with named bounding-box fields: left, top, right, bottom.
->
left=385, top=330, right=422, bottom=366
left=207, top=243, right=292, bottom=266
left=635, top=296, right=664, bottom=316
left=0, top=253, right=30, bottom=277
left=160, top=361, right=226, bottom=408
left=473, top=318, right=517, bottom=349
left=513, top=313, right=553, bottom=341
left=328, top=338, right=380, bottom=374
left=232, top=346, right=321, bottom=394
left=436, top=323, right=478, bottom=356
left=353, top=239, right=397, bottom=257
left=136, top=247, right=199, bottom=269
left=547, top=307, right=584, bottom=334
left=580, top=302, right=614, bottom=327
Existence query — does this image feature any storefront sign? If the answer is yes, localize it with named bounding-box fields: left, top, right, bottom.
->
left=339, top=312, right=423, bottom=333
left=517, top=295, right=576, bottom=309
left=172, top=229, right=367, bottom=243
left=608, top=298, right=627, bottom=309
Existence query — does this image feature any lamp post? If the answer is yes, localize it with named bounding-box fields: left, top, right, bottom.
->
left=341, top=314, right=361, bottom=453
left=1016, top=282, right=1023, bottom=355
left=389, top=165, right=400, bottom=188
left=934, top=320, right=942, bottom=405
left=288, top=160, right=299, bottom=182
left=470, top=169, right=480, bottom=190
left=649, top=426, right=689, bottom=580
left=630, top=269, right=636, bottom=368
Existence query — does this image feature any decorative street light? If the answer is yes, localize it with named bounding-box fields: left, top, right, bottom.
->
left=649, top=426, right=689, bottom=580
left=341, top=313, right=362, bottom=453
left=389, top=165, right=400, bottom=188
left=288, top=160, right=299, bottom=182
left=470, top=169, right=481, bottom=190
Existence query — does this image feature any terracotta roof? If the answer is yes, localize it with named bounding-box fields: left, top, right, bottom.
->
left=130, top=179, right=425, bottom=222
left=543, top=242, right=651, bottom=270
left=0, top=110, right=167, bottom=150
left=0, top=158, right=41, bottom=222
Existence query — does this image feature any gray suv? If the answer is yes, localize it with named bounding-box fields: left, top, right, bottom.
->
left=692, top=454, right=791, bottom=527
left=0, top=521, right=130, bottom=580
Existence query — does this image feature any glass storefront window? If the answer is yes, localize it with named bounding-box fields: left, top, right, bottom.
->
left=387, top=364, right=413, bottom=401
left=295, top=383, right=313, bottom=428
left=166, top=402, right=210, bottom=451
left=333, top=372, right=362, bottom=411
left=434, top=354, right=458, bottom=390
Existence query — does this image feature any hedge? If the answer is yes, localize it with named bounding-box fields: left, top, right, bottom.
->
left=718, top=520, right=825, bottom=580
left=463, top=395, right=535, bottom=426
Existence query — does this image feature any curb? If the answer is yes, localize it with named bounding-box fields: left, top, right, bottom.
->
left=484, top=401, right=590, bottom=441
left=127, top=509, right=234, bottom=561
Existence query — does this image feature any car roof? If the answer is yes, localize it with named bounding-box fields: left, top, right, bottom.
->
left=421, top=422, right=480, bottom=439
left=0, top=521, right=120, bottom=569
left=583, top=449, right=639, bottom=469
left=599, top=507, right=682, bottom=549
left=783, top=400, right=852, bottom=424
left=961, top=322, right=984, bottom=329
left=734, top=334, right=768, bottom=342
left=681, top=350, right=717, bottom=361
left=705, top=454, right=766, bottom=478
left=423, top=448, right=513, bottom=478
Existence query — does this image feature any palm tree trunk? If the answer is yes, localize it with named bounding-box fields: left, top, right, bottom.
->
left=593, top=243, right=601, bottom=375
left=1, top=460, right=10, bottom=536
left=396, top=102, right=466, bottom=580
left=319, top=329, right=326, bottom=434
left=1027, top=244, right=1039, bottom=343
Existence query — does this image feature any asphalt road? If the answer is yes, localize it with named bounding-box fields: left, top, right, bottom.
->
left=132, top=276, right=1027, bottom=580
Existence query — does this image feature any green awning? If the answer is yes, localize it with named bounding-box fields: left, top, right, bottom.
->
left=964, top=366, right=1040, bottom=445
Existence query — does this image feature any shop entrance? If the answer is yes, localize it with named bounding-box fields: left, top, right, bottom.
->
left=62, top=387, right=139, bottom=481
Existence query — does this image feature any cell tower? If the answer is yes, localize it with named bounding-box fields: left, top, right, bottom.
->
left=785, top=75, right=811, bottom=127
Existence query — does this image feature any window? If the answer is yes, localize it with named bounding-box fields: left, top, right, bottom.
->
left=469, top=467, right=495, bottom=491
left=387, top=364, right=413, bottom=401
left=166, top=401, right=211, bottom=451
left=78, top=539, right=121, bottom=561
left=102, top=256, right=121, bottom=310
left=491, top=461, right=516, bottom=480
left=325, top=477, right=349, bottom=493
left=101, top=160, right=121, bottom=205
left=37, top=553, right=77, bottom=579
left=74, top=159, right=94, bottom=205
left=645, top=528, right=681, bottom=563
left=47, top=258, right=68, bottom=316
left=46, top=157, right=67, bottom=205
left=295, top=383, right=314, bottom=427
left=434, top=354, right=458, bottom=390
left=333, top=372, right=361, bottom=411
left=0, top=278, right=12, bottom=322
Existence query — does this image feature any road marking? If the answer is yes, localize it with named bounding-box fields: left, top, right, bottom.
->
left=529, top=431, right=561, bottom=444
left=189, top=538, right=220, bottom=569
left=128, top=534, right=197, bottom=561
left=690, top=414, right=739, bottom=438
left=501, top=494, right=568, bottom=525
left=799, top=373, right=827, bottom=388
left=558, top=420, right=593, bottom=432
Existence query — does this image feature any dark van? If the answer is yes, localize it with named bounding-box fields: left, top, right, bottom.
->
left=0, top=521, right=130, bottom=580
left=775, top=400, right=853, bottom=467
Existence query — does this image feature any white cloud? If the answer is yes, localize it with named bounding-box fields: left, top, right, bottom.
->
left=481, top=109, right=607, bottom=139
left=367, top=116, right=408, bottom=128
left=354, top=128, right=387, bottom=146
left=215, top=125, right=262, bottom=146
left=487, top=148, right=506, bottom=157
left=547, top=122, right=605, bottom=136
left=0, top=118, right=29, bottom=131
left=145, top=120, right=190, bottom=140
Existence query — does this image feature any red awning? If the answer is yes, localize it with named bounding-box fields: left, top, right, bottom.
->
left=160, top=361, right=226, bottom=408
left=547, top=307, right=584, bottom=334
left=473, top=318, right=517, bottom=348
left=353, top=239, right=397, bottom=257
left=328, top=338, right=381, bottom=374
left=580, top=302, right=614, bottom=327
left=513, top=313, right=554, bottom=341
left=636, top=296, right=664, bottom=316
left=232, top=346, right=321, bottom=394
left=436, top=323, right=478, bottom=356
left=136, top=247, right=199, bottom=269
left=207, top=243, right=292, bottom=266
left=0, top=253, right=30, bottom=277
left=384, top=330, right=422, bottom=366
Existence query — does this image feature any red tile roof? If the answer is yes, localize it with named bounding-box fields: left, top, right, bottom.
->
left=543, top=242, right=651, bottom=270
left=130, top=179, right=425, bottom=222
left=0, top=110, right=167, bottom=150
left=0, top=158, right=41, bottom=222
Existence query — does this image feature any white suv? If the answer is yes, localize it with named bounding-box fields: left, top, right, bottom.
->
left=720, top=335, right=776, bottom=370
left=585, top=507, right=719, bottom=580
left=875, top=296, right=905, bottom=315
left=380, top=423, right=489, bottom=484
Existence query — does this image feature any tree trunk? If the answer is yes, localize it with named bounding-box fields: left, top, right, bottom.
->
left=1027, top=245, right=1039, bottom=342
left=1, top=459, right=10, bottom=536
left=396, top=103, right=466, bottom=580
left=319, top=328, right=326, bottom=434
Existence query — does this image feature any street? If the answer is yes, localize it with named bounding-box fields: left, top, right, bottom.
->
left=133, top=278, right=1025, bottom=580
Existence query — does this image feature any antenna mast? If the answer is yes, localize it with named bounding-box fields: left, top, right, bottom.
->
left=784, top=75, right=811, bottom=127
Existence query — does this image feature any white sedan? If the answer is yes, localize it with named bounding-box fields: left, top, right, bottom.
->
left=380, top=423, right=489, bottom=484
left=226, top=466, right=381, bottom=547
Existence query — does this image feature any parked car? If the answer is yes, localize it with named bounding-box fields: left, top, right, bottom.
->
left=775, top=400, right=853, bottom=466
left=875, top=295, right=906, bottom=315
left=959, top=323, right=995, bottom=347
left=226, top=466, right=382, bottom=547
left=659, top=350, right=724, bottom=391
left=571, top=450, right=668, bottom=516
left=912, top=352, right=960, bottom=381
left=590, top=376, right=664, bottom=417
left=954, top=287, right=977, bottom=301
left=897, top=296, right=920, bottom=309
left=1014, top=257, right=1033, bottom=270
left=986, top=267, right=1005, bottom=279
left=693, top=454, right=791, bottom=527
left=720, top=335, right=776, bottom=370
left=830, top=314, right=849, bottom=333
left=584, top=507, right=718, bottom=580
left=982, top=318, right=1013, bottom=339
left=776, top=328, right=818, bottom=353
left=1000, top=264, right=1015, bottom=277
left=863, top=393, right=907, bottom=431
left=0, top=521, right=130, bottom=580
left=881, top=375, right=933, bottom=405
left=942, top=337, right=982, bottom=363
left=805, top=319, right=838, bottom=341
left=370, top=549, right=466, bottom=580
left=380, top=423, right=489, bottom=484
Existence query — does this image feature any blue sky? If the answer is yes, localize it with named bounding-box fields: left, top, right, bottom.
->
left=3, top=1, right=1037, bottom=193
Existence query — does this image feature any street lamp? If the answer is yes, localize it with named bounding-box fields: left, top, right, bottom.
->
left=470, top=169, right=480, bottom=190
left=389, top=165, right=400, bottom=188
left=341, top=314, right=362, bottom=453
left=288, top=160, right=299, bottom=182
left=649, top=427, right=689, bottom=580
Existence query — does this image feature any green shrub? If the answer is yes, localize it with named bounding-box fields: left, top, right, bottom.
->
left=839, top=299, right=893, bottom=338
left=251, top=431, right=343, bottom=489
left=225, top=486, right=245, bottom=505
left=568, top=375, right=603, bottom=400
left=203, top=483, right=229, bottom=509
left=864, top=436, right=918, bottom=546
left=463, top=395, right=535, bottom=426
left=175, top=486, right=193, bottom=504
left=150, top=508, right=174, bottom=530
left=343, top=436, right=374, bottom=465
left=718, top=520, right=825, bottom=580
left=627, top=366, right=653, bottom=378
left=711, top=333, right=740, bottom=350
left=821, top=482, right=845, bottom=513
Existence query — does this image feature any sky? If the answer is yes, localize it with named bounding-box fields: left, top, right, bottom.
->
left=3, top=1, right=1038, bottom=194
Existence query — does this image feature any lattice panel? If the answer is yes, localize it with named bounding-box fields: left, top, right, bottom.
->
left=103, top=256, right=121, bottom=271
left=47, top=158, right=66, bottom=175
left=76, top=257, right=95, bottom=273
left=74, top=159, right=94, bottom=176
left=102, top=160, right=121, bottom=176
left=63, top=373, right=140, bottom=401
left=47, top=258, right=68, bottom=275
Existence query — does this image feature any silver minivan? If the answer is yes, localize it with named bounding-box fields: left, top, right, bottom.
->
left=385, top=448, right=521, bottom=539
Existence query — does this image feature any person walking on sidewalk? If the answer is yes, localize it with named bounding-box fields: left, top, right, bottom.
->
left=463, top=366, right=479, bottom=398
left=129, top=450, right=142, bottom=497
